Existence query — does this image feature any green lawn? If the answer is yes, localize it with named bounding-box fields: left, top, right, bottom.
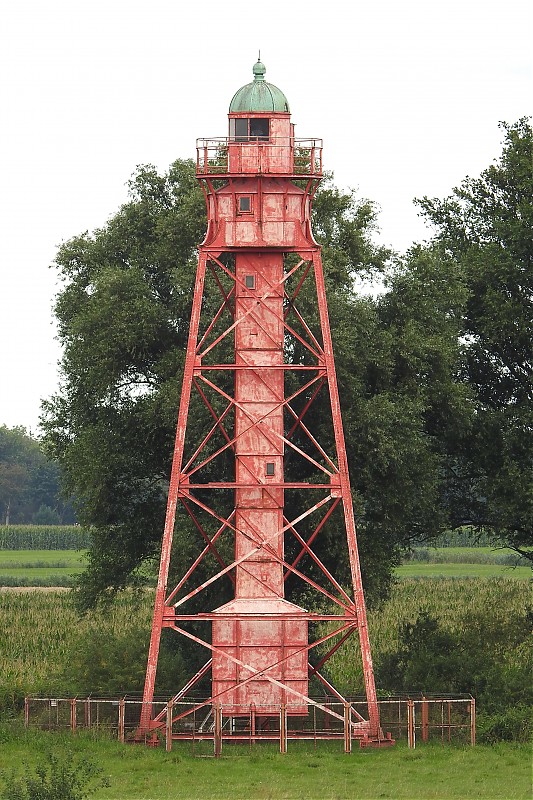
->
left=0, top=549, right=86, bottom=582
left=422, top=546, right=522, bottom=559
left=395, top=562, right=531, bottom=579
left=0, top=550, right=86, bottom=567
left=0, top=547, right=530, bottom=584
left=0, top=727, right=530, bottom=800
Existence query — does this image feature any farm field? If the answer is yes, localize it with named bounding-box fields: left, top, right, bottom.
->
left=0, top=542, right=530, bottom=585
left=1, top=578, right=529, bottom=699
left=0, top=549, right=85, bottom=581
left=0, top=526, right=89, bottom=586
left=0, top=727, right=530, bottom=800
left=397, top=545, right=531, bottom=579
left=420, top=546, right=521, bottom=558
left=396, top=562, right=531, bottom=578
left=0, top=577, right=531, bottom=799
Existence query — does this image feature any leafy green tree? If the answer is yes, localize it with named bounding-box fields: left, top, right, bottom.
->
left=341, top=245, right=472, bottom=588
left=417, top=118, right=533, bottom=560
left=41, top=161, right=207, bottom=608
left=0, top=426, right=72, bottom=525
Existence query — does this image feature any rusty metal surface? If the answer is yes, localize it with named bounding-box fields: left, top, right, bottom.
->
left=138, top=65, right=385, bottom=744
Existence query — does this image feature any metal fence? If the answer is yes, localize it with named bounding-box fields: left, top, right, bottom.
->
left=25, top=694, right=475, bottom=754
left=195, top=138, right=323, bottom=176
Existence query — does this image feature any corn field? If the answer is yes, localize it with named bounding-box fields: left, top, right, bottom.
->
left=0, top=590, right=153, bottom=699
left=0, top=525, right=91, bottom=550
left=320, top=578, right=531, bottom=694
left=0, top=578, right=529, bottom=701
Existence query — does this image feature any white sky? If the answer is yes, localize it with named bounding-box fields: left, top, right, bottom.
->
left=0, top=0, right=530, bottom=434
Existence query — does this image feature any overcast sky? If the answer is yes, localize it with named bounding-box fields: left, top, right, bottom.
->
left=0, top=0, right=530, bottom=435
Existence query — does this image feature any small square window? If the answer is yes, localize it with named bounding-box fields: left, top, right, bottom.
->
left=266, top=462, right=275, bottom=476
left=234, top=118, right=249, bottom=142
left=245, top=274, right=255, bottom=290
left=238, top=196, right=251, bottom=213
left=250, top=118, right=269, bottom=140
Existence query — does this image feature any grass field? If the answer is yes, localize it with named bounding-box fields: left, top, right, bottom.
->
left=424, top=546, right=517, bottom=557
left=0, top=550, right=86, bottom=567
left=395, top=562, right=531, bottom=578
left=0, top=579, right=531, bottom=800
left=0, top=545, right=530, bottom=585
left=0, top=549, right=85, bottom=585
left=0, top=727, right=530, bottom=800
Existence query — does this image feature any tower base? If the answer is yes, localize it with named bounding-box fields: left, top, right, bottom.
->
left=212, top=598, right=308, bottom=715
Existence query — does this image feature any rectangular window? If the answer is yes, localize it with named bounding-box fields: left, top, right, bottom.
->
left=235, top=118, right=248, bottom=142
left=266, top=462, right=275, bottom=476
left=245, top=274, right=255, bottom=289
left=250, top=118, right=269, bottom=140
left=238, top=196, right=252, bottom=213
left=230, top=118, right=270, bottom=142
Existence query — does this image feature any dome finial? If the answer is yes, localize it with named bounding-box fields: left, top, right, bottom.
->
left=229, top=60, right=290, bottom=112
left=253, top=58, right=266, bottom=82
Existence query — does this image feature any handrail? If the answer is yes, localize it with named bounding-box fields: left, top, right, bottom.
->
left=196, top=137, right=323, bottom=177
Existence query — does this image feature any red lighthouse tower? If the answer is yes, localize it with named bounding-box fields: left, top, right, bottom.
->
left=138, top=61, right=388, bottom=747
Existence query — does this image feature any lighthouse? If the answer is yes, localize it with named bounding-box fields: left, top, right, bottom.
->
left=138, top=61, right=388, bottom=747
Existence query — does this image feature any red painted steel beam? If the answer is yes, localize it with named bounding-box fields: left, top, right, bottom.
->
left=311, top=251, right=380, bottom=738
left=161, top=621, right=355, bottom=728
left=139, top=251, right=208, bottom=735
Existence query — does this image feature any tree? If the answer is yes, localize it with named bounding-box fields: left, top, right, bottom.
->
left=41, top=161, right=209, bottom=608
left=42, top=160, right=472, bottom=609
left=417, top=118, right=533, bottom=560
left=0, top=426, right=72, bottom=525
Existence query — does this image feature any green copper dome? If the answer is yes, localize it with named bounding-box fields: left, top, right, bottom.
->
left=229, top=61, right=290, bottom=113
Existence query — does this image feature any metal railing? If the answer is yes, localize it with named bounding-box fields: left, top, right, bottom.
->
left=196, top=138, right=323, bottom=176
left=24, top=694, right=475, bottom=754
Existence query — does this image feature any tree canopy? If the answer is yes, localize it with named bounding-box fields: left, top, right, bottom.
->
left=417, top=118, right=533, bottom=560
left=0, top=425, right=74, bottom=525
left=41, top=120, right=532, bottom=608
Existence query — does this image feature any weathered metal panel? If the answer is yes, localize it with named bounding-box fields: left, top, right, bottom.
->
left=212, top=601, right=308, bottom=715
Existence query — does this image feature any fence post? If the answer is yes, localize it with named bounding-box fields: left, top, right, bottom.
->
left=70, top=698, right=77, bottom=735
left=250, top=704, right=256, bottom=748
left=214, top=704, right=222, bottom=758
left=84, top=699, right=89, bottom=728
left=280, top=704, right=287, bottom=754
left=118, top=699, right=125, bottom=743
left=421, top=697, right=429, bottom=742
left=407, top=700, right=415, bottom=749
left=344, top=702, right=352, bottom=754
left=470, top=697, right=476, bottom=746
left=166, top=700, right=173, bottom=752
left=24, top=697, right=29, bottom=728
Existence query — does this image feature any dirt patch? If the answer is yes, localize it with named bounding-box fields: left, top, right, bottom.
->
left=0, top=586, right=71, bottom=592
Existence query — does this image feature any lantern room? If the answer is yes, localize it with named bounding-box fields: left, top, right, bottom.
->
left=227, top=59, right=292, bottom=174
left=196, top=61, right=323, bottom=250
left=196, top=61, right=322, bottom=179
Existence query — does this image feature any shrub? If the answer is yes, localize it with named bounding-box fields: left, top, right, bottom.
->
left=476, top=705, right=532, bottom=743
left=0, top=753, right=108, bottom=800
left=375, top=612, right=468, bottom=694
left=59, top=605, right=188, bottom=696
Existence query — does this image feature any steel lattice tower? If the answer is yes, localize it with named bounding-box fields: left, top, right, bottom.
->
left=138, top=61, right=389, bottom=746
